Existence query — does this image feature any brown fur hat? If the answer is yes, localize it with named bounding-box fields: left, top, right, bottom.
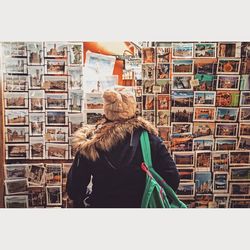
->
left=102, top=89, right=137, bottom=121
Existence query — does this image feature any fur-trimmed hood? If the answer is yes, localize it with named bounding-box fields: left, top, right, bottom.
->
left=72, top=116, right=158, bottom=161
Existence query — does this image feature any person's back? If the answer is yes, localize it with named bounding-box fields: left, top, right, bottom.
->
left=66, top=89, right=180, bottom=208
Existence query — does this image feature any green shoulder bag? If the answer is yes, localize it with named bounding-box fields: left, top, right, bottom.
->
left=140, top=131, right=187, bottom=208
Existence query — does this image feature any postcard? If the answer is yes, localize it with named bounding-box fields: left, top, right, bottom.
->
left=195, top=58, right=217, bottom=75
left=156, top=79, right=170, bottom=94
left=27, top=164, right=45, bottom=186
left=157, top=47, right=171, bottom=63
left=229, top=182, right=250, bottom=196
left=193, top=137, right=214, bottom=151
left=171, top=90, right=194, bottom=107
left=216, top=107, right=239, bottom=122
left=46, top=111, right=68, bottom=125
left=63, top=163, right=71, bottom=185
left=45, top=127, right=68, bottom=143
left=125, top=58, right=142, bottom=71
left=213, top=195, right=229, bottom=208
left=9, top=42, right=27, bottom=57
left=45, top=42, right=67, bottom=57
left=171, top=107, right=193, bottom=122
left=86, top=111, right=104, bottom=125
left=237, top=136, right=250, bottom=150
left=156, top=63, right=169, bottom=79
left=218, top=42, right=241, bottom=58
left=177, top=168, right=194, bottom=182
left=229, top=199, right=250, bottom=208
left=6, top=144, right=29, bottom=159
left=29, top=90, right=45, bottom=112
left=215, top=123, right=238, bottom=137
left=172, top=43, right=193, bottom=58
left=30, top=137, right=45, bottom=159
left=216, top=75, right=240, bottom=90
left=193, top=122, right=215, bottom=138
left=46, top=186, right=62, bottom=206
left=193, top=107, right=215, bottom=122
left=230, top=166, right=250, bottom=182
left=5, top=164, right=28, bottom=180
left=215, top=138, right=237, bottom=151
left=143, top=95, right=155, bottom=110
left=193, top=74, right=215, bottom=91
left=240, top=91, right=250, bottom=106
left=46, top=164, right=62, bottom=185
left=69, top=114, right=84, bottom=136
left=195, top=171, right=212, bottom=195
left=213, top=172, right=228, bottom=193
left=176, top=183, right=195, bottom=197
left=28, top=186, right=45, bottom=207
left=27, top=42, right=43, bottom=65
left=5, top=57, right=27, bottom=74
left=43, top=75, right=68, bottom=92
left=240, top=75, right=250, bottom=90
left=157, top=94, right=170, bottom=110
left=46, top=143, right=68, bottom=159
left=212, top=151, right=229, bottom=172
left=142, top=64, right=155, bottom=80
left=172, top=151, right=194, bottom=166
left=170, top=134, right=193, bottom=151
left=172, top=59, right=194, bottom=74
left=142, top=111, right=155, bottom=124
left=28, top=66, right=44, bottom=89
left=217, top=58, right=241, bottom=74
left=194, top=43, right=217, bottom=58
left=5, top=179, right=28, bottom=195
left=239, top=123, right=250, bottom=136
left=157, top=111, right=170, bottom=126
left=46, top=93, right=68, bottom=110
left=216, top=91, right=240, bottom=107
left=142, top=47, right=155, bottom=63
left=68, top=66, right=83, bottom=89
left=143, top=80, right=154, bottom=94
left=4, top=74, right=29, bottom=92
left=172, top=75, right=193, bottom=90
left=195, top=151, right=212, bottom=170
left=45, top=59, right=67, bottom=75
left=68, top=43, right=83, bottom=65
left=229, top=150, right=250, bottom=165
left=29, top=113, right=45, bottom=136
left=158, top=127, right=171, bottom=141
left=5, top=110, right=28, bottom=126
left=4, top=92, right=28, bottom=108
left=85, top=51, right=116, bottom=76
left=171, top=122, right=193, bottom=135
left=239, top=107, right=250, bottom=122
left=193, top=91, right=216, bottom=106
left=4, top=195, right=28, bottom=208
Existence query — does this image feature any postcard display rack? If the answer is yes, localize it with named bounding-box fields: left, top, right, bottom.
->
left=1, top=42, right=250, bottom=208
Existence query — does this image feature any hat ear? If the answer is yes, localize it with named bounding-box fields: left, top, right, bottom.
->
left=103, top=90, right=121, bottom=103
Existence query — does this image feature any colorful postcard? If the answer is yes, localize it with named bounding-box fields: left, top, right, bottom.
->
left=46, top=143, right=68, bottom=159
left=45, top=59, right=67, bottom=75
left=195, top=171, right=213, bottom=195
left=171, top=122, right=193, bottom=135
left=171, top=107, right=193, bottom=122
left=143, top=80, right=154, bottom=94
left=86, top=111, right=104, bottom=125
left=229, top=151, right=250, bottom=165
left=240, top=75, right=250, bottom=90
left=170, top=134, right=193, bottom=151
left=230, top=167, right=250, bottom=182
left=229, top=182, right=250, bottom=196
left=5, top=195, right=28, bottom=208
left=215, top=123, right=238, bottom=137
left=28, top=186, right=45, bottom=207
left=193, top=74, right=215, bottom=91
left=216, top=107, right=239, bottom=122
left=216, top=75, right=240, bottom=90
left=172, top=59, right=194, bottom=74
left=30, top=137, right=45, bottom=159
left=177, top=168, right=194, bottom=182
left=172, top=75, right=193, bottom=90
left=193, top=107, right=215, bottom=122
left=27, top=164, right=45, bottom=186
left=143, top=95, right=155, bottom=110
left=156, top=63, right=170, bottom=79
left=213, top=172, right=228, bottom=193
left=216, top=91, right=240, bottom=107
left=157, top=111, right=170, bottom=126
left=172, top=43, right=193, bottom=58
left=176, top=183, right=195, bottom=197
left=5, top=179, right=28, bottom=195
left=157, top=47, right=171, bottom=63
left=46, top=164, right=62, bottom=185
left=27, top=42, right=43, bottom=65
left=239, top=107, right=250, bottom=122
left=43, top=75, right=68, bottom=92
left=157, top=94, right=170, bottom=110
left=194, top=43, right=216, bottom=58
left=195, top=58, right=216, bottom=74
left=229, top=199, right=250, bottom=208
left=28, top=66, right=44, bottom=89
left=46, top=111, right=68, bottom=125
left=217, top=58, right=241, bottom=74
left=68, top=66, right=83, bottom=89
left=6, top=144, right=29, bottom=159
left=218, top=42, right=241, bottom=58
left=4, top=92, right=28, bottom=109
left=212, top=151, right=229, bottom=172
left=171, top=90, right=194, bottom=107
left=5, top=57, right=27, bottom=74
left=4, top=74, right=29, bottom=92
left=156, top=79, right=170, bottom=94
left=215, top=138, right=237, bottom=151
left=68, top=90, right=83, bottom=112
left=29, top=113, right=45, bottom=136
left=142, top=64, right=155, bottom=80
left=193, top=137, right=214, bottom=151
left=193, top=122, right=215, bottom=138
left=213, top=195, right=229, bottom=208
left=45, top=42, right=67, bottom=57
left=29, top=90, right=45, bottom=112
left=158, top=126, right=170, bottom=141
left=5, top=164, right=28, bottom=180
left=237, top=136, right=250, bottom=150
left=239, top=123, right=250, bottom=136
left=68, top=43, right=83, bottom=65
left=85, top=93, right=104, bottom=110
left=193, top=91, right=216, bottom=106
left=46, top=186, right=62, bottom=206
left=195, top=151, right=212, bottom=170
left=5, top=110, right=28, bottom=125
left=240, top=91, right=250, bottom=106
left=46, top=93, right=68, bottom=110
left=172, top=152, right=194, bottom=166
left=45, top=127, right=68, bottom=143
left=142, top=47, right=155, bottom=63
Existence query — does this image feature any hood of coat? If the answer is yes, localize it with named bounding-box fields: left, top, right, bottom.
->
left=72, top=116, right=158, bottom=162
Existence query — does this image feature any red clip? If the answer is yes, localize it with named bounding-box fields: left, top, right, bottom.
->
left=141, top=162, right=153, bottom=178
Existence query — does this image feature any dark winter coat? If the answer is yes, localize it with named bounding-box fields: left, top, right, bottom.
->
left=66, top=116, right=180, bottom=208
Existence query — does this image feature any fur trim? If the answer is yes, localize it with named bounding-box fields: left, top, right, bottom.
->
left=72, top=116, right=158, bottom=161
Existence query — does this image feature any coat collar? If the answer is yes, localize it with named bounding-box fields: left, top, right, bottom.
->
left=72, top=116, right=158, bottom=161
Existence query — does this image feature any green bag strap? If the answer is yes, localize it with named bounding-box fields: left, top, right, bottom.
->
left=140, top=131, right=186, bottom=207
